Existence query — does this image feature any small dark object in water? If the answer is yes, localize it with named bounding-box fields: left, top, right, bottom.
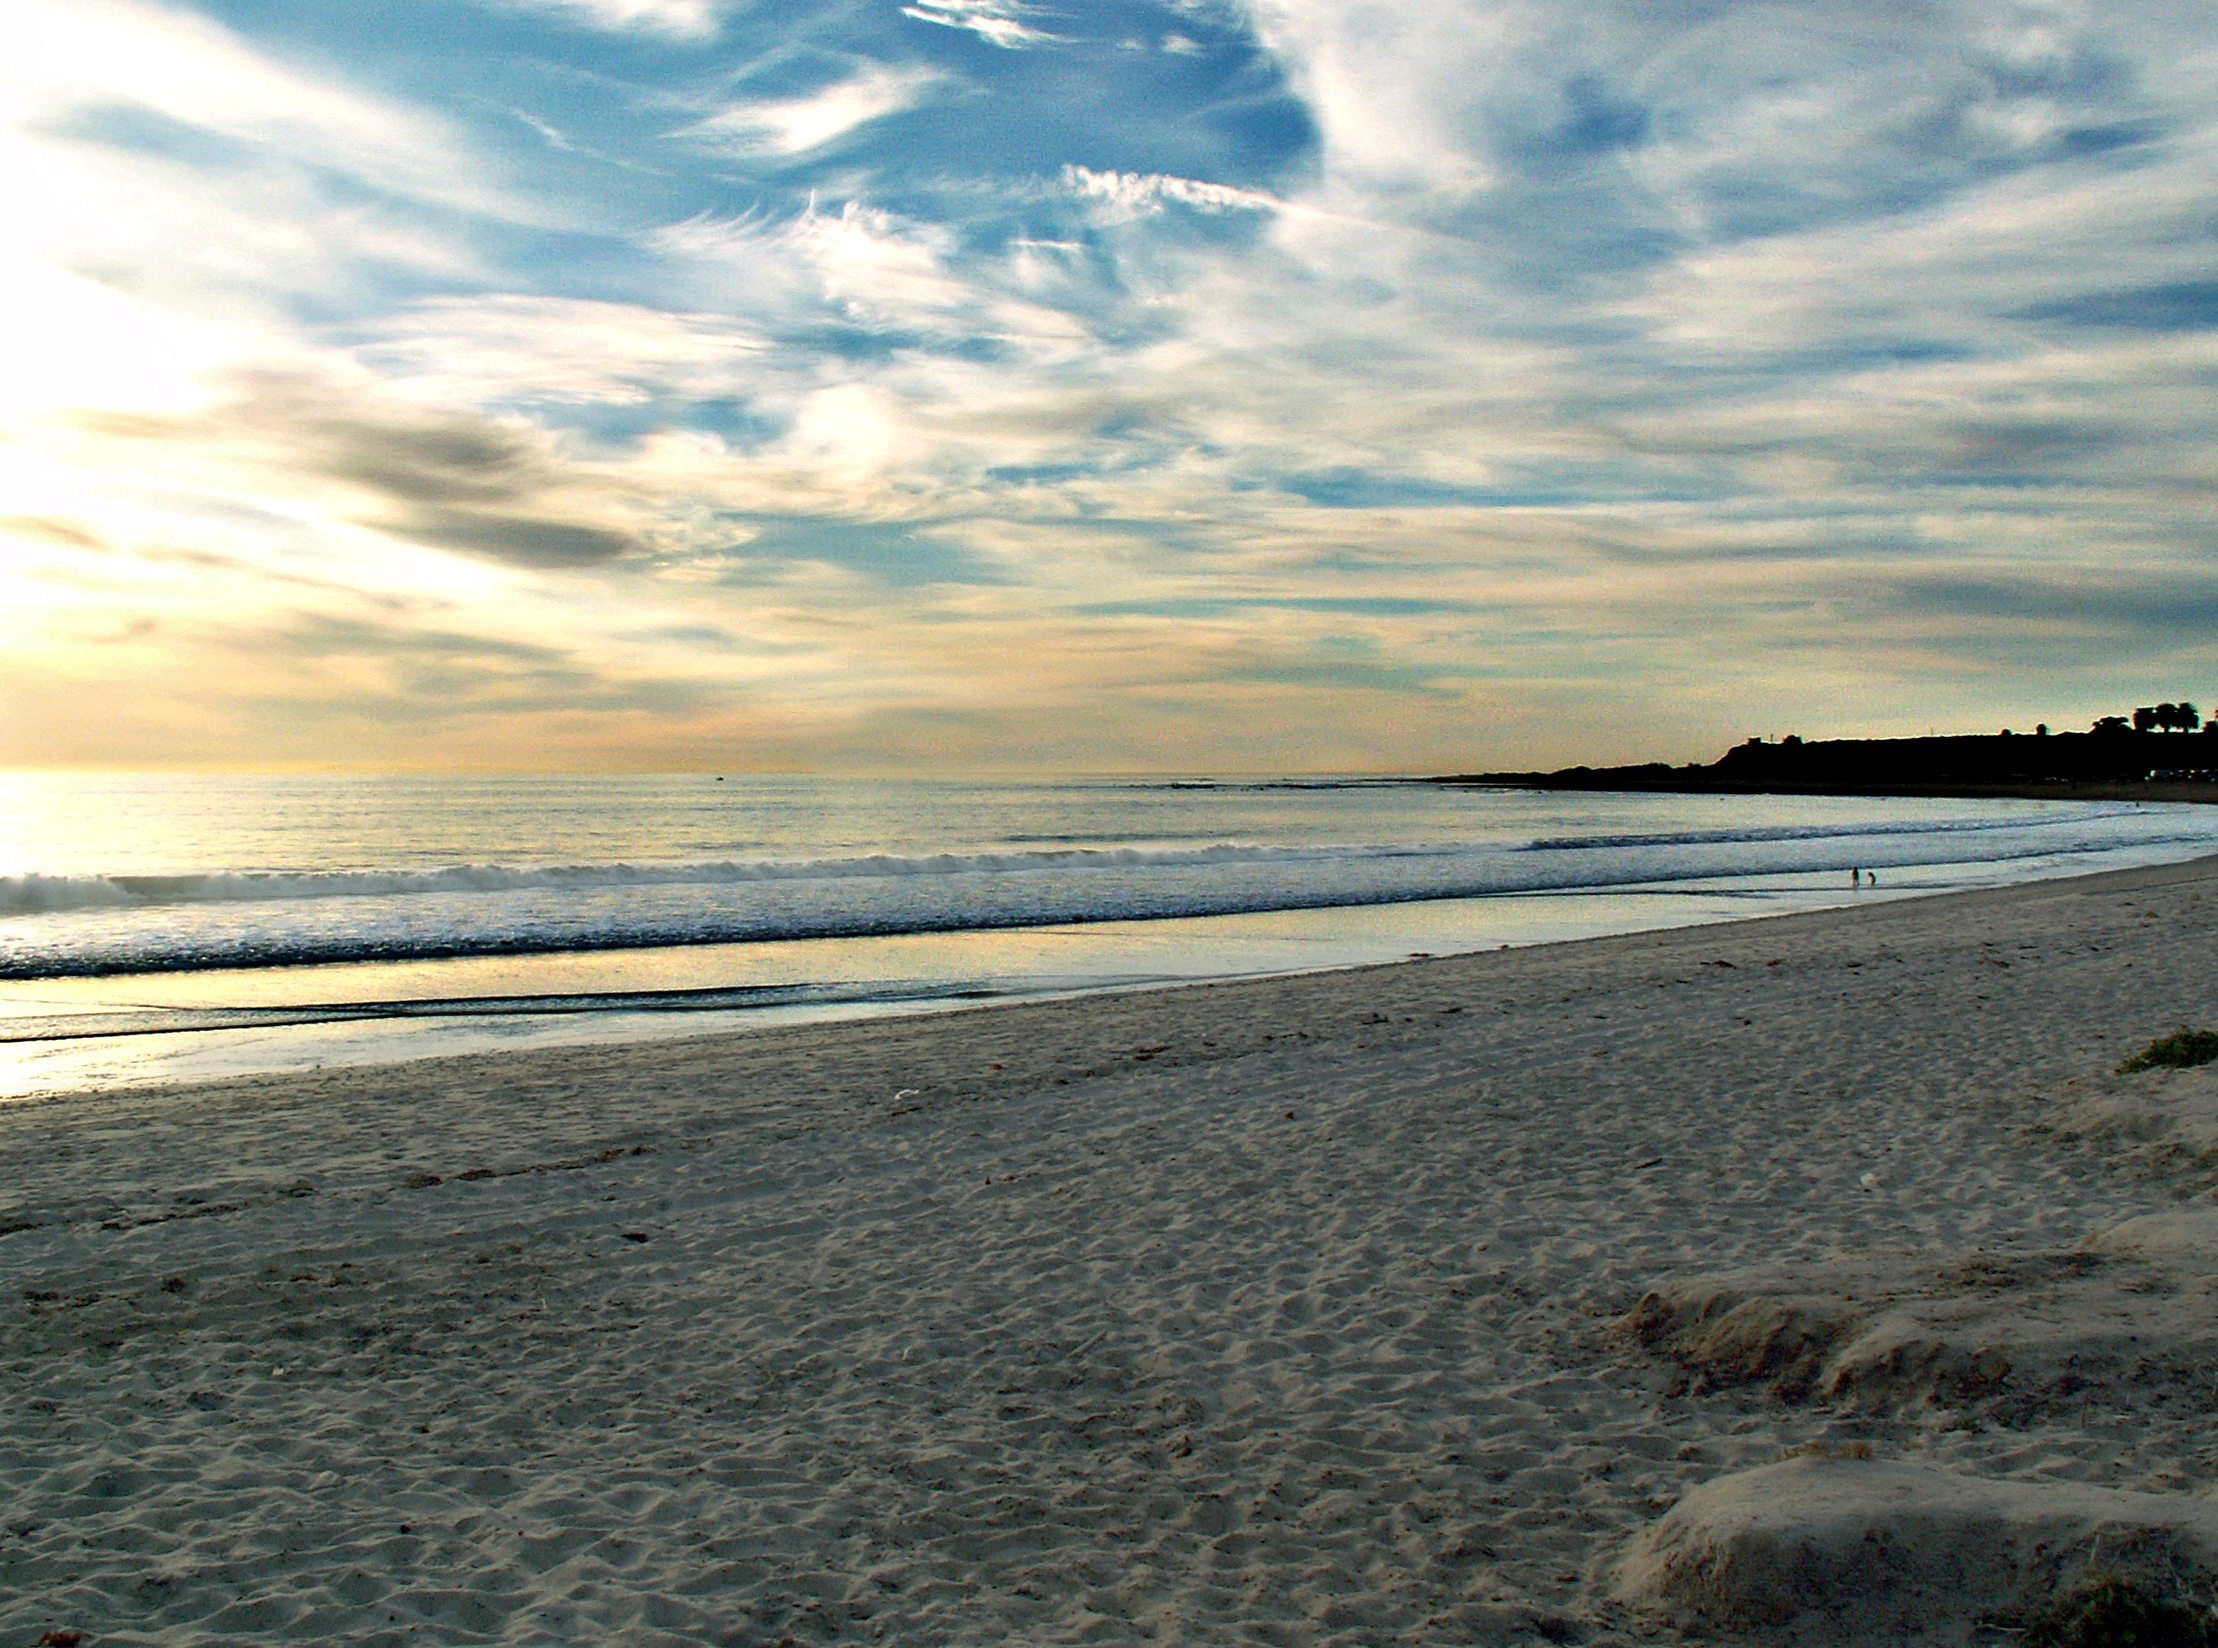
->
left=38, top=1631, right=85, bottom=1646
left=2026, top=1575, right=2218, bottom=1647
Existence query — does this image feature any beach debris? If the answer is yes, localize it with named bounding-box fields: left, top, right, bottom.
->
left=1857, top=1170, right=1881, bottom=1191
left=620, top=1231, right=651, bottom=1242
left=37, top=1631, right=84, bottom=1647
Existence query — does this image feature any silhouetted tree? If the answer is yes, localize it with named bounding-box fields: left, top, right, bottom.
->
left=2093, top=715, right=2131, bottom=734
left=2134, top=705, right=2159, bottom=732
left=2180, top=701, right=2202, bottom=732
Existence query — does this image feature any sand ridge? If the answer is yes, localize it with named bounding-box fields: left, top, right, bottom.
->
left=3, top=858, right=2218, bottom=1643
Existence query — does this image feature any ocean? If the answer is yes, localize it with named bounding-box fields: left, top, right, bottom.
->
left=4, top=771, right=2215, bottom=1098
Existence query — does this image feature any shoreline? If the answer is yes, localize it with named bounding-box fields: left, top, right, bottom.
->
left=5, top=854, right=2218, bottom=1643
left=14, top=847, right=2210, bottom=1108
left=12, top=814, right=2217, bottom=1101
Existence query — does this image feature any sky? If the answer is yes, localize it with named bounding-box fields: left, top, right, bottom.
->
left=4, top=0, right=2215, bottom=773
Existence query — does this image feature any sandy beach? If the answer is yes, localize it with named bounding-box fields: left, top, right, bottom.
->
left=5, top=856, right=2218, bottom=1646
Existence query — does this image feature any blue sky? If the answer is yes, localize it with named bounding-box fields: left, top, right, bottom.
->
left=5, top=0, right=2215, bottom=771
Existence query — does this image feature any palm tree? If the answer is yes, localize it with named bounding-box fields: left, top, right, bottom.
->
left=2134, top=706, right=2160, bottom=733
left=2179, top=701, right=2202, bottom=732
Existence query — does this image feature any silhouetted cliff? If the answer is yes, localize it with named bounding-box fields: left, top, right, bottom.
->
left=1438, top=725, right=2218, bottom=800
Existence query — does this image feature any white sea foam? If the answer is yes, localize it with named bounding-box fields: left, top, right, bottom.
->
left=1, top=843, right=1376, bottom=917
left=0, top=810, right=2148, bottom=918
left=0, top=873, right=141, bottom=915
left=3, top=777, right=2213, bottom=981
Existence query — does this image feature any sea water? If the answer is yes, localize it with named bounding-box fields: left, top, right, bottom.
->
left=3, top=772, right=2214, bottom=1097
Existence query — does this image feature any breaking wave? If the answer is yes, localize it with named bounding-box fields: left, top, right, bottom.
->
left=0, top=843, right=1367, bottom=919
left=2, top=799, right=2206, bottom=980
left=1, top=808, right=2139, bottom=920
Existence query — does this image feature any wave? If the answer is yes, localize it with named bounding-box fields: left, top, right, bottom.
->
left=8, top=821, right=2203, bottom=982
left=0, top=806, right=2142, bottom=919
left=0, top=842, right=1372, bottom=917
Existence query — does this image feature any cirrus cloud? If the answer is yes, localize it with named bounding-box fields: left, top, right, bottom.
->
left=8, top=0, right=2218, bottom=772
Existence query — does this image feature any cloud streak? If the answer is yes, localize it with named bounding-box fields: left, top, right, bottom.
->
left=900, top=0, right=1060, bottom=50
left=492, top=0, right=725, bottom=38
left=684, top=64, right=947, bottom=157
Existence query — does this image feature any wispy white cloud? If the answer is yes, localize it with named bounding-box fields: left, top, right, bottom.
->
left=651, top=198, right=1091, bottom=359
left=684, top=63, right=945, bottom=156
left=13, top=0, right=2218, bottom=771
left=900, top=0, right=1059, bottom=50
left=1061, top=165, right=1280, bottom=218
left=1618, top=143, right=2218, bottom=361
left=0, top=0, right=565, bottom=440
left=350, top=296, right=772, bottom=407
left=1241, top=0, right=1506, bottom=205
left=0, top=0, right=549, bottom=450
left=5, top=0, right=540, bottom=223
left=488, top=0, right=725, bottom=40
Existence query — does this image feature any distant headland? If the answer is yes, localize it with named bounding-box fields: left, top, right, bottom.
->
left=1436, top=701, right=2218, bottom=803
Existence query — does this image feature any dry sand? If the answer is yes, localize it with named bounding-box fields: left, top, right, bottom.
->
left=4, top=857, right=2218, bottom=1645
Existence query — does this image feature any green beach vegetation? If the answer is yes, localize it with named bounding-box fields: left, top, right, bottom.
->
left=2117, top=1030, right=2218, bottom=1075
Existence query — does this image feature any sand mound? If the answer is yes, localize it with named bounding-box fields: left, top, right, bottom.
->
left=1617, top=1455, right=2218, bottom=1644
left=1619, top=1215, right=2218, bottom=1413
left=2088, top=1205, right=2218, bottom=1259
left=2037, top=1062, right=2218, bottom=1181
